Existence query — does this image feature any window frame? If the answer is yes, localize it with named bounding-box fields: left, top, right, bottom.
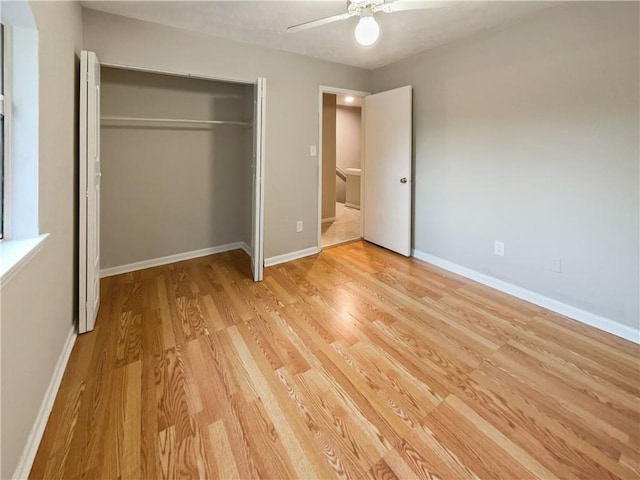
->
left=0, top=7, right=50, bottom=288
left=0, top=22, right=5, bottom=240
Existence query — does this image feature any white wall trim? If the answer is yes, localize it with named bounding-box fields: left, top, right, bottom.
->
left=412, top=249, right=639, bottom=345
left=12, top=325, right=77, bottom=480
left=100, top=242, right=246, bottom=278
left=321, top=217, right=336, bottom=224
left=241, top=242, right=251, bottom=256
left=265, top=246, right=319, bottom=267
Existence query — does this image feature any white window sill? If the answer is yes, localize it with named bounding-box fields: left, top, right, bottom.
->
left=0, top=234, right=49, bottom=287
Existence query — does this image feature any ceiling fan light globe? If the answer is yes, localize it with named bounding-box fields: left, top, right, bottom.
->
left=354, top=16, right=379, bottom=46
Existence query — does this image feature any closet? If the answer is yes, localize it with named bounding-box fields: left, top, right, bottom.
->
left=79, top=51, right=266, bottom=333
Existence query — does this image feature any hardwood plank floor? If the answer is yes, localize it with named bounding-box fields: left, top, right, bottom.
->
left=30, top=241, right=640, bottom=479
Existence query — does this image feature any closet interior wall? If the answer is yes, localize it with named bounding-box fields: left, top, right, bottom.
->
left=100, top=67, right=254, bottom=271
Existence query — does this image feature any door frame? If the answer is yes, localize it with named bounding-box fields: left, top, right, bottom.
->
left=317, top=85, right=369, bottom=251
left=100, top=62, right=258, bottom=86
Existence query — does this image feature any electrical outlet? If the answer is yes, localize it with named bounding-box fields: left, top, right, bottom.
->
left=551, top=258, right=562, bottom=273
left=494, top=240, right=505, bottom=256
left=310, top=145, right=317, bottom=157
left=296, top=220, right=303, bottom=232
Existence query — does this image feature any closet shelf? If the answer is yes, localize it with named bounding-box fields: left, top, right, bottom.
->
left=101, top=115, right=251, bottom=127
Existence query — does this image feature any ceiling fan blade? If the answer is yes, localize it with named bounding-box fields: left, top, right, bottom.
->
left=287, top=12, right=355, bottom=33
left=374, top=1, right=450, bottom=14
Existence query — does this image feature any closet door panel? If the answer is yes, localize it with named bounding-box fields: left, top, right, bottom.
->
left=251, top=78, right=266, bottom=282
left=79, top=50, right=101, bottom=334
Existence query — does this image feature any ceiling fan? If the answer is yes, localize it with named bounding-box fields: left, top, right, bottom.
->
left=287, top=0, right=448, bottom=47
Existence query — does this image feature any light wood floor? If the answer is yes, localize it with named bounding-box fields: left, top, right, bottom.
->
left=31, top=241, right=640, bottom=479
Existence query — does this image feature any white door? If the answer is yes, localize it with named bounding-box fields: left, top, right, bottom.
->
left=363, top=85, right=412, bottom=256
left=79, top=50, right=101, bottom=334
left=251, top=78, right=266, bottom=281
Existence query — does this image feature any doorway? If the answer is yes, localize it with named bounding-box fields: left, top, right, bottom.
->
left=318, top=87, right=368, bottom=249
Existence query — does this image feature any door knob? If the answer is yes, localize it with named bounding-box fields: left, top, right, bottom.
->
left=400, top=177, right=407, bottom=184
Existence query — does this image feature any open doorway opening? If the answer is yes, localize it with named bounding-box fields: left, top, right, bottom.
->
left=319, top=88, right=367, bottom=249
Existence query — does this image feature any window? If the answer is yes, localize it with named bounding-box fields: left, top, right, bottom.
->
left=0, top=5, right=47, bottom=284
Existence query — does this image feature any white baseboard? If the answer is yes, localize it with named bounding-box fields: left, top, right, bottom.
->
left=412, top=249, right=639, bottom=345
left=240, top=242, right=251, bottom=256
left=344, top=202, right=360, bottom=210
left=100, top=242, right=247, bottom=278
left=13, top=325, right=77, bottom=480
left=264, top=246, right=319, bottom=267
left=323, top=237, right=361, bottom=249
left=321, top=217, right=336, bottom=224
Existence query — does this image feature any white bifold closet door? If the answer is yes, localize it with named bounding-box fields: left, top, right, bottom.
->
left=363, top=85, right=413, bottom=257
left=79, top=50, right=267, bottom=334
left=252, top=78, right=266, bottom=282
left=79, top=50, right=101, bottom=334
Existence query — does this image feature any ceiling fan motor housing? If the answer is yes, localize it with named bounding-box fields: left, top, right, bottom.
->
left=349, top=0, right=385, bottom=17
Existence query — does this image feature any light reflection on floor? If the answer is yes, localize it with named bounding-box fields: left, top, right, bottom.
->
left=321, top=202, right=360, bottom=248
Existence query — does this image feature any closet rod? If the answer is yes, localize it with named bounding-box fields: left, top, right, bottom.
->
left=101, top=115, right=251, bottom=126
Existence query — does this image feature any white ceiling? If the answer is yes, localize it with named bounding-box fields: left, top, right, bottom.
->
left=80, top=1, right=560, bottom=70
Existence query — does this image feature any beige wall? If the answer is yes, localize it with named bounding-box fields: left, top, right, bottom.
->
left=82, top=9, right=370, bottom=258
left=335, top=105, right=361, bottom=203
left=322, top=93, right=337, bottom=220
left=0, top=1, right=83, bottom=477
left=100, top=67, right=253, bottom=269
left=371, top=2, right=640, bottom=329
